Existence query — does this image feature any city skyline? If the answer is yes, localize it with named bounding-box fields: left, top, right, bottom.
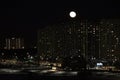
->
left=0, top=1, right=120, bottom=79
left=0, top=1, right=120, bottom=48
left=37, top=19, right=120, bottom=61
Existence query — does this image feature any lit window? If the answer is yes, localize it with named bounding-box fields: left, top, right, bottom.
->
left=34, top=46, right=37, bottom=49
left=14, top=53, right=16, bottom=55
left=78, top=29, right=80, bottom=31
left=93, top=28, right=95, bottom=31
left=116, top=38, right=119, bottom=40
left=58, top=45, right=60, bottom=47
left=27, top=52, right=29, bottom=55
left=12, top=47, right=15, bottom=49
left=12, top=37, right=15, bottom=39
left=28, top=55, right=30, bottom=58
left=112, top=54, right=114, bottom=56
left=102, top=45, right=105, bottom=47
left=56, top=31, right=58, bottom=33
left=22, top=46, right=24, bottom=49
left=101, top=29, right=103, bottom=31
left=80, top=23, right=83, bottom=25
left=69, top=28, right=72, bottom=31
left=90, top=31, right=92, bottom=33
left=47, top=51, right=50, bottom=53
left=47, top=42, right=51, bottom=44
left=76, top=51, right=78, bottom=53
left=93, top=32, right=95, bottom=34
left=111, top=31, right=114, bottom=33
left=39, top=40, right=41, bottom=42
left=46, top=37, right=48, bottom=39
left=83, top=25, right=85, bottom=27
left=56, top=58, right=58, bottom=60
left=69, top=31, right=72, bottom=34
left=78, top=35, right=80, bottom=37
left=90, top=25, right=92, bottom=27
left=2, top=53, right=4, bottom=55
left=112, top=49, right=114, bottom=52
left=4, top=47, right=7, bottom=49
left=57, top=40, right=60, bottom=42
left=15, top=56, right=18, bottom=59
left=96, top=26, right=99, bottom=30
left=111, top=24, right=113, bottom=25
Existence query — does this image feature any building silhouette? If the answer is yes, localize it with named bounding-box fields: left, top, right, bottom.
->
left=38, top=20, right=98, bottom=61
left=98, top=19, right=120, bottom=60
left=37, top=19, right=120, bottom=62
left=4, top=37, right=24, bottom=50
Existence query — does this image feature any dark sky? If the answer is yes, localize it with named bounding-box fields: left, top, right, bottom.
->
left=0, top=0, right=120, bottom=48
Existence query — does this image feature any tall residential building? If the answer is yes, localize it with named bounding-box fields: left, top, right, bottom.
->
left=38, top=20, right=98, bottom=60
left=38, top=19, right=120, bottom=61
left=98, top=19, right=120, bottom=59
left=4, top=37, right=24, bottom=49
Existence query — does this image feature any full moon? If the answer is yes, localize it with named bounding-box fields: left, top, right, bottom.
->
left=69, top=11, right=76, bottom=18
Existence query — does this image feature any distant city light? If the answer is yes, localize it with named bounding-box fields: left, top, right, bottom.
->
left=52, top=66, right=57, bottom=70
left=97, top=63, right=103, bottom=66
left=30, top=56, right=33, bottom=59
left=12, top=37, right=15, bottom=39
left=2, top=53, right=4, bottom=56
left=69, top=11, right=76, bottom=18
left=34, top=46, right=37, bottom=48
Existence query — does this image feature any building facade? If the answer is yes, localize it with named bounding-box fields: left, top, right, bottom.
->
left=38, top=20, right=98, bottom=61
left=38, top=19, right=120, bottom=62
left=4, top=37, right=24, bottom=49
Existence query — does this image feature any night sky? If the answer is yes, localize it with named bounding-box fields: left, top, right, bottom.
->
left=0, top=0, right=120, bottom=48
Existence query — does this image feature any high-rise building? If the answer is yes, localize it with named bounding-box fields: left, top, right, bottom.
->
left=98, top=19, right=120, bottom=60
left=4, top=37, right=24, bottom=49
left=38, top=19, right=120, bottom=62
left=38, top=20, right=96, bottom=61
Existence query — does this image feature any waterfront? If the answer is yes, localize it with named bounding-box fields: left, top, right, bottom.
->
left=0, top=67, right=120, bottom=80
